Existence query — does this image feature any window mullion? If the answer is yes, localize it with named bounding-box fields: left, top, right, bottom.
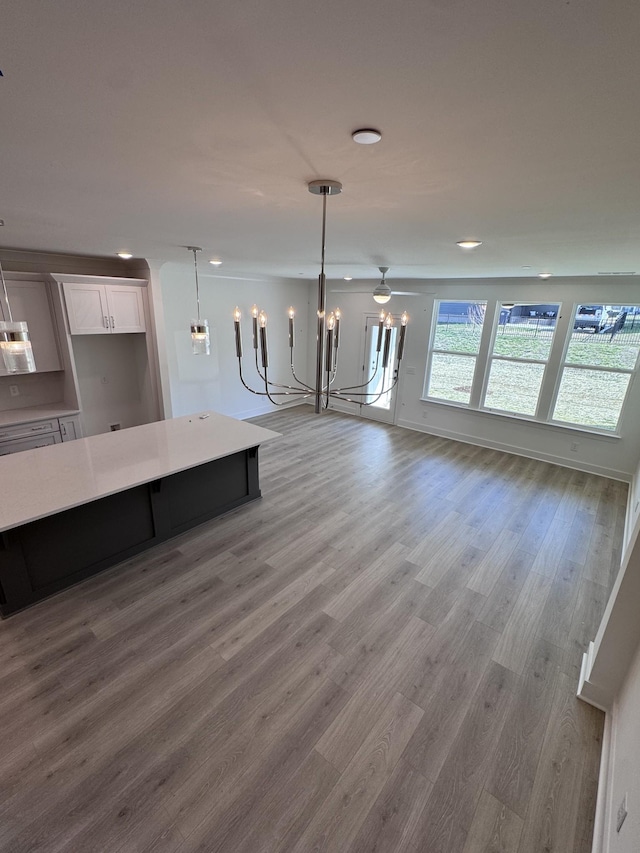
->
left=536, top=300, right=571, bottom=420
left=469, top=298, right=498, bottom=409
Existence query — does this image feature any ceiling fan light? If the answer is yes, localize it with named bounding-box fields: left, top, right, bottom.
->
left=373, top=283, right=392, bottom=304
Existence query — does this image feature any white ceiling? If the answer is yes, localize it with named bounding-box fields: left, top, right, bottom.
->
left=2, top=0, right=640, bottom=282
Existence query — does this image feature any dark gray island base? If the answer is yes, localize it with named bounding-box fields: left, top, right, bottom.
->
left=0, top=412, right=280, bottom=617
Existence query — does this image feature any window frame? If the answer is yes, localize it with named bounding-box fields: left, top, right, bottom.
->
left=547, top=302, right=640, bottom=433
left=421, top=297, right=638, bottom=438
left=480, top=301, right=561, bottom=419
left=423, top=299, right=489, bottom=408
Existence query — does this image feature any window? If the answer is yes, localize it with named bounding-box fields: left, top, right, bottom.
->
left=424, top=301, right=487, bottom=405
left=552, top=305, right=640, bottom=431
left=483, top=303, right=560, bottom=417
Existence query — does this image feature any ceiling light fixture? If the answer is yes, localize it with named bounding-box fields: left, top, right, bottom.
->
left=187, top=247, right=210, bottom=356
left=373, top=267, right=392, bottom=304
left=352, top=128, right=382, bottom=145
left=538, top=273, right=553, bottom=279
left=456, top=240, right=482, bottom=250
left=209, top=258, right=223, bottom=266
left=117, top=252, right=133, bottom=260
left=343, top=276, right=353, bottom=281
left=0, top=260, right=36, bottom=373
left=232, top=180, right=408, bottom=414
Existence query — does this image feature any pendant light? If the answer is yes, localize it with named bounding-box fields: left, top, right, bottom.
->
left=0, top=261, right=36, bottom=373
left=188, top=246, right=210, bottom=355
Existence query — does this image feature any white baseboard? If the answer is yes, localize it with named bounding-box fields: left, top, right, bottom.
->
left=590, top=709, right=614, bottom=853
left=396, top=418, right=631, bottom=483
left=235, top=400, right=305, bottom=420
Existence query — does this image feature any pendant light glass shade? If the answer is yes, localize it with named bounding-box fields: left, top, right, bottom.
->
left=0, top=321, right=36, bottom=373
left=0, top=261, right=37, bottom=374
left=191, top=320, right=210, bottom=355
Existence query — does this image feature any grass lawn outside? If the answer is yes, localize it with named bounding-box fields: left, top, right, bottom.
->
left=429, top=322, right=640, bottom=430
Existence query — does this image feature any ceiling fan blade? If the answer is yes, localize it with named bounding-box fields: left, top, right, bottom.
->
left=391, top=290, right=430, bottom=296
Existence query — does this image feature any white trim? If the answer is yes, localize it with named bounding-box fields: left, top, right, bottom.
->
left=396, top=417, right=631, bottom=482
left=588, top=709, right=613, bottom=853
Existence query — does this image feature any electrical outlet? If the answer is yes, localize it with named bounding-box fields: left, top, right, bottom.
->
left=616, top=793, right=628, bottom=833
left=9, top=385, right=19, bottom=397
left=570, top=441, right=579, bottom=452
left=109, top=423, right=121, bottom=431
left=406, top=366, right=417, bottom=375
left=422, top=410, right=429, bottom=419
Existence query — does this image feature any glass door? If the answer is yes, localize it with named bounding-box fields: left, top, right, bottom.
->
left=359, top=313, right=399, bottom=423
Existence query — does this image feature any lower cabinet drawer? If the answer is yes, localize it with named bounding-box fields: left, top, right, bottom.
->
left=0, top=420, right=59, bottom=441
left=0, top=433, right=61, bottom=456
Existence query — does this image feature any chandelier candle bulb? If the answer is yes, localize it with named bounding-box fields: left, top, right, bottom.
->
left=398, top=311, right=409, bottom=361
left=382, top=313, right=393, bottom=368
left=325, top=313, right=335, bottom=372
left=233, top=307, right=243, bottom=358
left=258, top=312, right=268, bottom=369
left=376, top=311, right=386, bottom=352
left=334, top=308, right=341, bottom=348
left=251, top=304, right=259, bottom=350
left=288, top=307, right=295, bottom=348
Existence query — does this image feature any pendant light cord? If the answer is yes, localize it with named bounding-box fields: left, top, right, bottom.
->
left=0, top=260, right=12, bottom=322
left=192, top=248, right=201, bottom=324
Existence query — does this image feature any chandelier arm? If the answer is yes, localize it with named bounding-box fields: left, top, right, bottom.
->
left=238, top=359, right=311, bottom=398
left=249, top=348, right=309, bottom=393
left=333, top=353, right=383, bottom=391
left=262, top=366, right=309, bottom=406
left=289, top=350, right=315, bottom=392
left=330, top=368, right=400, bottom=405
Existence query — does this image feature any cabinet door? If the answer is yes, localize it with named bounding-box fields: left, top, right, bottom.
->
left=5, top=280, right=62, bottom=372
left=59, top=416, right=81, bottom=441
left=64, top=283, right=111, bottom=334
left=106, top=286, right=146, bottom=333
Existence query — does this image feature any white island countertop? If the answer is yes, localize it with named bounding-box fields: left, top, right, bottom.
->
left=0, top=412, right=280, bottom=533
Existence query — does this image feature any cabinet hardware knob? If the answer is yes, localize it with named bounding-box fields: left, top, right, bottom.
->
left=110, top=316, right=115, bottom=328
left=104, top=315, right=109, bottom=328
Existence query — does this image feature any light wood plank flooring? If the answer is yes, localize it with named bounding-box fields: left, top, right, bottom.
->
left=0, top=407, right=626, bottom=852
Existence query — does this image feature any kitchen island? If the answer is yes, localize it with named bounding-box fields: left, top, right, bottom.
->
left=0, top=411, right=279, bottom=616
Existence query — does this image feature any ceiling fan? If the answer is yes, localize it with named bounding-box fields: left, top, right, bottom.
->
left=330, top=267, right=426, bottom=303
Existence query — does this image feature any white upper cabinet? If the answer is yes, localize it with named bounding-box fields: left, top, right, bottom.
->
left=106, top=285, right=146, bottom=333
left=64, top=282, right=146, bottom=335
left=4, top=279, right=62, bottom=372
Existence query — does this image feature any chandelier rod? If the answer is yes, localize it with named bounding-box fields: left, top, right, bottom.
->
left=314, top=187, right=329, bottom=414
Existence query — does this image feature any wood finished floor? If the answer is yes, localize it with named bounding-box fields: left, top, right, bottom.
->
left=0, top=407, right=626, bottom=853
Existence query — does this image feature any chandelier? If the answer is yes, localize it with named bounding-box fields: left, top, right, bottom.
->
left=232, top=180, right=408, bottom=414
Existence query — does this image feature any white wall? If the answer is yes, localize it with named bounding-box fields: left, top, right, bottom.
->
left=322, top=276, right=640, bottom=480
left=159, top=263, right=311, bottom=419
left=0, top=372, right=65, bottom=413
left=72, top=334, right=153, bottom=436
left=607, top=640, right=640, bottom=852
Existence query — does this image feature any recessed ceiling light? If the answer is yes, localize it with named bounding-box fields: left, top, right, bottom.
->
left=117, top=252, right=133, bottom=260
left=521, top=265, right=532, bottom=270
left=209, top=258, right=222, bottom=266
left=538, top=273, right=553, bottom=279
left=352, top=128, right=382, bottom=145
left=343, top=276, right=353, bottom=281
left=456, top=240, right=482, bottom=250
